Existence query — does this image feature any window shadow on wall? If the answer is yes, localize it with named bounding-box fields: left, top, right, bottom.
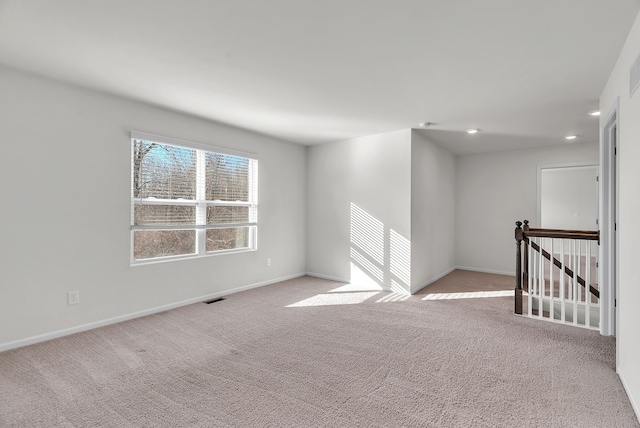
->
left=350, top=203, right=411, bottom=295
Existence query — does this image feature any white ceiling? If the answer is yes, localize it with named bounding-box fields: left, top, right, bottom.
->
left=1, top=0, right=638, bottom=155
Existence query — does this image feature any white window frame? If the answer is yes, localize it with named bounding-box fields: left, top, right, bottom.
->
left=130, top=131, right=258, bottom=265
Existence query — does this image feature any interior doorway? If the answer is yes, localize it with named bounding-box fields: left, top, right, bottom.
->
left=538, top=164, right=599, bottom=230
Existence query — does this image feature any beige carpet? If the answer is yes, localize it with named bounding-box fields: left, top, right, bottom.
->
left=0, top=271, right=637, bottom=427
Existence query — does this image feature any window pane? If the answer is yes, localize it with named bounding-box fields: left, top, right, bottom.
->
left=206, top=206, right=249, bottom=224
left=206, top=227, right=249, bottom=252
left=131, top=135, right=258, bottom=263
left=133, top=140, right=196, bottom=200
left=205, top=153, right=250, bottom=201
left=134, top=230, right=196, bottom=260
left=134, top=204, right=195, bottom=226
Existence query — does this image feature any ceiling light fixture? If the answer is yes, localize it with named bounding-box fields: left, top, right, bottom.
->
left=565, top=135, right=578, bottom=140
left=419, top=122, right=431, bottom=128
left=588, top=110, right=601, bottom=116
left=466, top=129, right=479, bottom=134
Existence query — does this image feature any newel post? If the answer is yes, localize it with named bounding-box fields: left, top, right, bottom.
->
left=522, top=220, right=529, bottom=288
left=515, top=221, right=524, bottom=314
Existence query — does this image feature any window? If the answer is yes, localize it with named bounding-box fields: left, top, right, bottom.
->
left=131, top=132, right=258, bottom=263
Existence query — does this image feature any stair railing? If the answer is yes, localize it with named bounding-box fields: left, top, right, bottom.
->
left=515, top=220, right=600, bottom=329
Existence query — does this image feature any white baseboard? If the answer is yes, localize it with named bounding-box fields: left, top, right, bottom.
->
left=305, top=272, right=350, bottom=283
left=0, top=272, right=306, bottom=353
left=455, top=265, right=515, bottom=277
left=412, top=267, right=456, bottom=294
left=618, top=369, right=640, bottom=424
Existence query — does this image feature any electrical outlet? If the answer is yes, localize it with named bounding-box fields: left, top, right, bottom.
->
left=68, top=290, right=80, bottom=305
left=266, top=258, right=272, bottom=267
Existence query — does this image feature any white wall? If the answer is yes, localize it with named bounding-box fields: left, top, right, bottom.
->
left=306, top=130, right=412, bottom=293
left=600, top=10, right=640, bottom=418
left=0, top=66, right=307, bottom=348
left=455, top=143, right=599, bottom=275
left=410, top=131, right=456, bottom=292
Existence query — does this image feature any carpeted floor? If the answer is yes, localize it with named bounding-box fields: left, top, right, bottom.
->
left=0, top=270, right=637, bottom=427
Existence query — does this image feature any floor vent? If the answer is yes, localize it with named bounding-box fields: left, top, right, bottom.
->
left=203, top=298, right=225, bottom=304
left=631, top=52, right=640, bottom=97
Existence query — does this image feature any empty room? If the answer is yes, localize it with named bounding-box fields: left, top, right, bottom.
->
left=2, top=1, right=640, bottom=426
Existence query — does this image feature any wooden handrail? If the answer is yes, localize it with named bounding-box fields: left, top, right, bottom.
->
left=523, top=228, right=599, bottom=241
left=514, top=220, right=600, bottom=316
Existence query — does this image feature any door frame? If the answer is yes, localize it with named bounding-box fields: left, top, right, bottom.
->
left=599, top=99, right=619, bottom=338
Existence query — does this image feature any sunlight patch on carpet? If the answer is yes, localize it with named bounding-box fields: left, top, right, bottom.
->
left=375, top=293, right=410, bottom=303
left=329, top=281, right=382, bottom=293
left=421, top=290, right=514, bottom=300
left=286, top=292, right=380, bottom=307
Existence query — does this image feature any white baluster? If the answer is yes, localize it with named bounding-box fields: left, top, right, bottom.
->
left=573, top=239, right=578, bottom=326
left=550, top=238, right=555, bottom=320
left=539, top=237, right=545, bottom=319
left=578, top=240, right=582, bottom=304
left=528, top=239, right=533, bottom=317
left=560, top=239, right=565, bottom=323
left=532, top=238, right=540, bottom=296
left=567, top=240, right=572, bottom=301
left=586, top=240, right=591, bottom=329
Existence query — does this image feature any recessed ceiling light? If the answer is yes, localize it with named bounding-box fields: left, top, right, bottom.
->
left=588, top=110, right=601, bottom=116
left=565, top=135, right=578, bottom=140
left=466, top=129, right=479, bottom=134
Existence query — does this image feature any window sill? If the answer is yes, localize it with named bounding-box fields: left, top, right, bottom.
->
left=130, top=247, right=257, bottom=267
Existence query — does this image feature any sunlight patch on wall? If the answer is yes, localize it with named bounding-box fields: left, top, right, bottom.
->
left=350, top=203, right=386, bottom=288
left=349, top=203, right=412, bottom=293
left=421, top=290, right=514, bottom=301
left=390, top=279, right=409, bottom=295
left=350, top=247, right=384, bottom=283
left=350, top=203, right=384, bottom=264
left=390, top=229, right=411, bottom=292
